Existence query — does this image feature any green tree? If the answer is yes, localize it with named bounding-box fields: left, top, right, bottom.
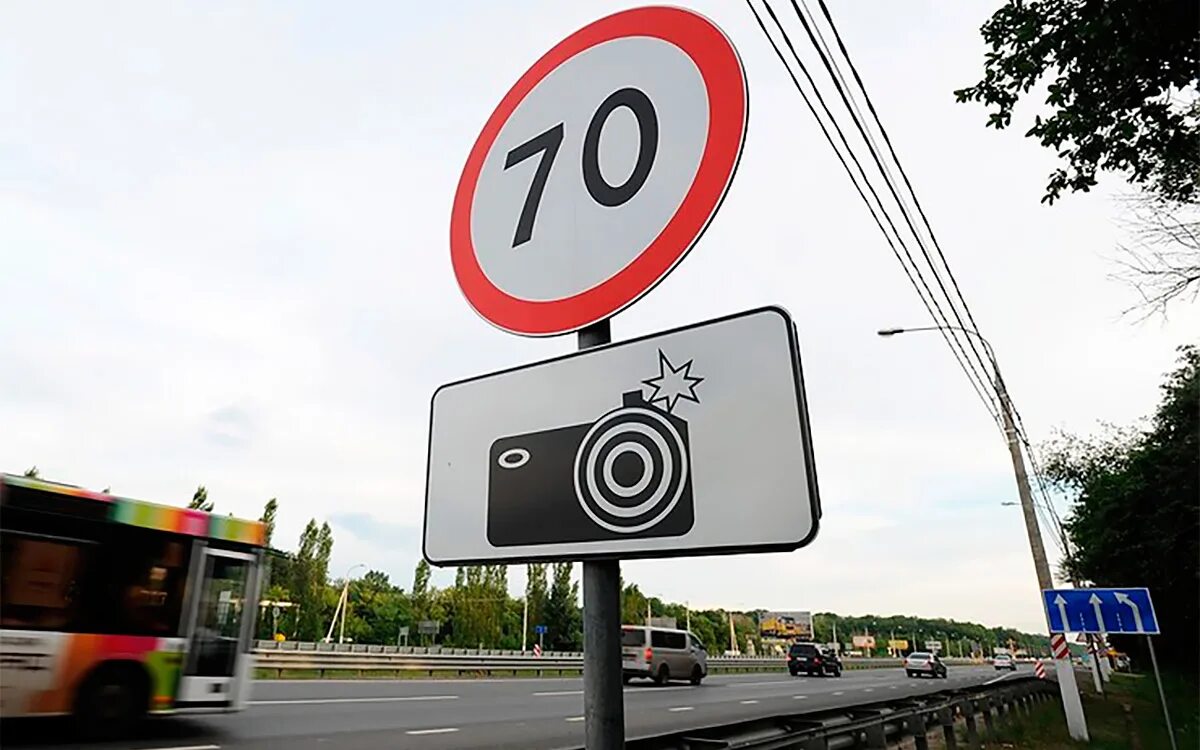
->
left=620, top=582, right=648, bottom=625
left=955, top=0, right=1199, bottom=204
left=1042, top=345, right=1198, bottom=669
left=189, top=484, right=214, bottom=512
left=291, top=519, right=334, bottom=641
left=260, top=498, right=278, bottom=547
left=545, top=562, right=580, bottom=651
left=22, top=466, right=38, bottom=478
left=525, top=563, right=549, bottom=637
left=411, top=559, right=433, bottom=625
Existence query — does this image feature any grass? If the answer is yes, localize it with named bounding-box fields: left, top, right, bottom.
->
left=984, top=672, right=1198, bottom=749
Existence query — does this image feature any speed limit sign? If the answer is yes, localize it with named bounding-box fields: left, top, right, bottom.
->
left=450, top=6, right=748, bottom=336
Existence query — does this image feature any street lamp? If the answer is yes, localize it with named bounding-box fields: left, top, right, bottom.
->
left=877, top=324, right=1088, bottom=739
left=326, top=563, right=367, bottom=644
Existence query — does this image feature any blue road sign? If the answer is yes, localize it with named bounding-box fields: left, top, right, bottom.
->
left=1043, top=588, right=1159, bottom=635
left=534, top=624, right=548, bottom=635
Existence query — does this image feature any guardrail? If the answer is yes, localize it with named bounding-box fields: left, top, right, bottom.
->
left=253, top=641, right=978, bottom=678
left=619, top=675, right=1055, bottom=750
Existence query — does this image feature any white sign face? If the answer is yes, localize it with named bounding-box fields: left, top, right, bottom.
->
left=424, top=307, right=819, bottom=564
left=450, top=7, right=748, bottom=336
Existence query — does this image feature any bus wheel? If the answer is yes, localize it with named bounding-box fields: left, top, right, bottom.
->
left=75, top=662, right=149, bottom=740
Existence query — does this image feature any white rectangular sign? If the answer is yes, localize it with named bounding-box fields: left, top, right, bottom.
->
left=423, top=307, right=820, bottom=564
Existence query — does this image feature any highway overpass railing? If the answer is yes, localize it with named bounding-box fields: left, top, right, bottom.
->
left=253, top=641, right=980, bottom=678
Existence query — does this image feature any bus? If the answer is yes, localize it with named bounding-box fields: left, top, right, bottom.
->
left=0, top=473, right=267, bottom=735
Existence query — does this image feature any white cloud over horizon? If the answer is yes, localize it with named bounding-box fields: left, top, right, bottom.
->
left=3, top=0, right=1195, bottom=634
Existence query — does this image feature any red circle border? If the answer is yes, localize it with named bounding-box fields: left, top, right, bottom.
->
left=449, top=6, right=747, bottom=336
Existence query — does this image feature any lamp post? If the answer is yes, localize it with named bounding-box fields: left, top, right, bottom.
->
left=326, top=563, right=366, bottom=644
left=878, top=325, right=1088, bottom=740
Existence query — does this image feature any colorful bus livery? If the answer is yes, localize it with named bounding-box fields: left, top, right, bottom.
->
left=0, top=474, right=266, bottom=735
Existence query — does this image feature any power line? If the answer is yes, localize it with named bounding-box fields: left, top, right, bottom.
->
left=747, top=0, right=1001, bottom=423
left=808, top=0, right=997, bottom=391
left=748, top=0, right=1070, bottom=540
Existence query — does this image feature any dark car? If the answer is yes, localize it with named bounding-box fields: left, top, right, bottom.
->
left=788, top=642, right=841, bottom=677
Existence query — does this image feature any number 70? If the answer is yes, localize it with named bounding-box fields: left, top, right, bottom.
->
left=504, top=87, right=659, bottom=248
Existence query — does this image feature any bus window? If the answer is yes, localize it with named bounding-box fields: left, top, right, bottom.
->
left=0, top=532, right=91, bottom=631
left=103, top=530, right=191, bottom=637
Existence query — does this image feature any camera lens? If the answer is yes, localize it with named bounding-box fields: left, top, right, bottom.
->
left=573, top=404, right=688, bottom=534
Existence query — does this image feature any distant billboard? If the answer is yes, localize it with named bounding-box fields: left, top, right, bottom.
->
left=649, top=616, right=677, bottom=629
left=888, top=639, right=909, bottom=651
left=852, top=634, right=876, bottom=649
left=760, top=611, right=813, bottom=640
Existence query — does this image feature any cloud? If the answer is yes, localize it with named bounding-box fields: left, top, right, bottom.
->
left=2, top=0, right=1195, bottom=636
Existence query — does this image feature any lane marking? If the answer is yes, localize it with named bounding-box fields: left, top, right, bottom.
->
left=251, top=695, right=457, bottom=706
left=565, top=716, right=585, bottom=722
left=406, top=728, right=460, bottom=736
left=863, top=688, right=873, bottom=692
left=832, top=691, right=845, bottom=696
left=723, top=680, right=794, bottom=687
left=793, top=695, right=807, bottom=699
left=626, top=685, right=694, bottom=693
left=144, top=746, right=221, bottom=750
left=983, top=672, right=1014, bottom=686
left=534, top=690, right=583, bottom=696
left=739, top=699, right=759, bottom=704
left=668, top=706, right=694, bottom=712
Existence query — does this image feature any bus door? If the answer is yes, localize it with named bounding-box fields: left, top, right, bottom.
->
left=178, top=547, right=260, bottom=707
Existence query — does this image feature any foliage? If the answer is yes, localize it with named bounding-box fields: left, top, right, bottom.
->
left=524, top=563, right=548, bottom=644
left=544, top=562, right=581, bottom=651
left=291, top=519, right=334, bottom=641
left=1111, top=196, right=1200, bottom=319
left=260, top=498, right=278, bottom=547
left=189, top=484, right=214, bottom=512
left=1041, top=345, right=1199, bottom=670
left=955, top=0, right=1200, bottom=204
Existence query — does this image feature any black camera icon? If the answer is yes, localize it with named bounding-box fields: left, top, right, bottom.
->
left=487, top=391, right=695, bottom=547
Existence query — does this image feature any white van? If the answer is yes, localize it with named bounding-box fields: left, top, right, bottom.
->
left=621, top=625, right=708, bottom=685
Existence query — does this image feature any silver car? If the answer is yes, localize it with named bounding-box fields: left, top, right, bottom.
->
left=905, top=651, right=947, bottom=678
left=621, top=626, right=708, bottom=685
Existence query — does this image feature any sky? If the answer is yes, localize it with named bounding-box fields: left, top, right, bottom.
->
left=2, top=1, right=1195, bottom=634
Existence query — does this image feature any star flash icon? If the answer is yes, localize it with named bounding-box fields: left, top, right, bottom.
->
left=642, top=350, right=703, bottom=413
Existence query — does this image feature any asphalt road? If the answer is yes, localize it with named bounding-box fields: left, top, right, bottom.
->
left=2, top=665, right=1025, bottom=749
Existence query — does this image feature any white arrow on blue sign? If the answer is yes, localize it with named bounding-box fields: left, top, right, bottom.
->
left=1043, top=587, right=1158, bottom=635
left=534, top=624, right=548, bottom=635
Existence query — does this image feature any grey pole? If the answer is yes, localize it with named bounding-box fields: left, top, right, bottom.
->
left=1146, top=636, right=1178, bottom=750
left=578, top=319, right=624, bottom=750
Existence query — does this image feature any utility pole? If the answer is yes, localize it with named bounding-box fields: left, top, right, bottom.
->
left=879, top=326, right=1088, bottom=740
left=998, top=372, right=1089, bottom=740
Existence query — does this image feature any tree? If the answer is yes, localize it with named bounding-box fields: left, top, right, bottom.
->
left=1111, top=196, right=1200, bottom=319
left=544, top=562, right=581, bottom=651
left=260, top=498, right=278, bottom=547
left=621, top=581, right=648, bottom=626
left=1041, top=345, right=1198, bottom=669
left=291, top=519, right=334, bottom=641
left=22, top=466, right=38, bottom=478
left=525, top=563, right=549, bottom=637
left=955, top=0, right=1200, bottom=204
left=189, top=484, right=214, bottom=512
left=411, top=559, right=432, bottom=622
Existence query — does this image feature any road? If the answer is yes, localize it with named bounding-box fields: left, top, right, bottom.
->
left=4, top=665, right=1024, bottom=749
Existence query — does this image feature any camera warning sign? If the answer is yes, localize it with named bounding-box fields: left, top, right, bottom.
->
left=423, top=306, right=819, bottom=564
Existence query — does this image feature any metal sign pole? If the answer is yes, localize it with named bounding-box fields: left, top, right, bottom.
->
left=578, top=319, right=624, bottom=750
left=1146, top=636, right=1178, bottom=750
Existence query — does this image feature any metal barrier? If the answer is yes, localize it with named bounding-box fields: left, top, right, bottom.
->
left=619, top=675, right=1056, bottom=750
left=253, top=642, right=976, bottom=678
